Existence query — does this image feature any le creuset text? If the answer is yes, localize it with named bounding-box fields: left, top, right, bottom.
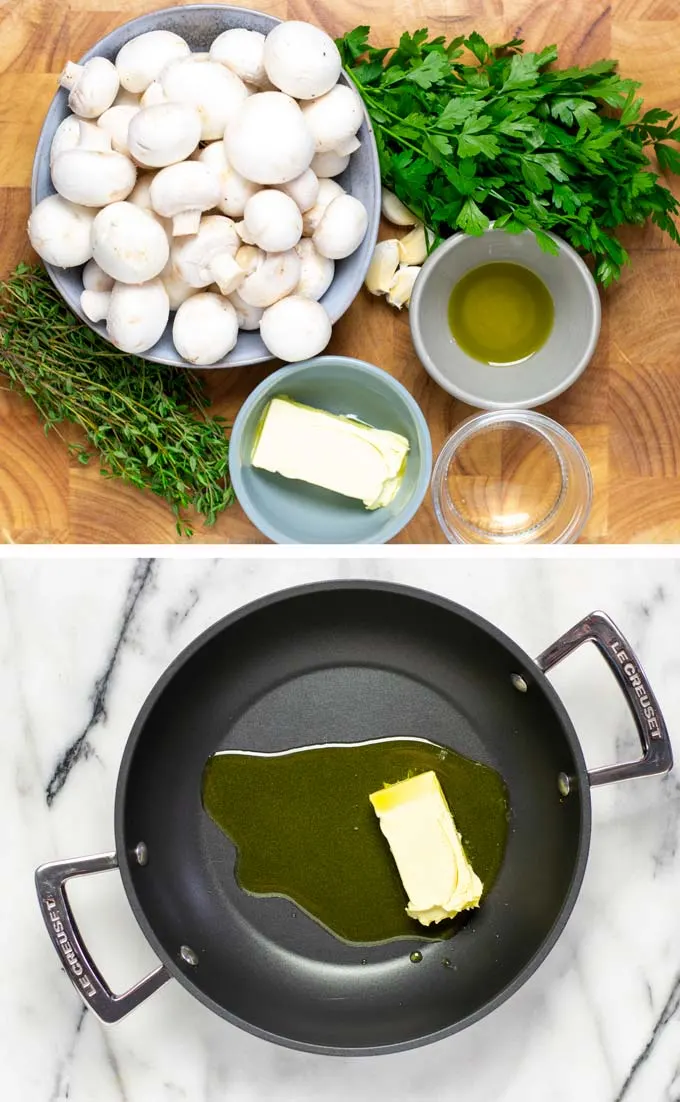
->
left=610, top=641, right=661, bottom=737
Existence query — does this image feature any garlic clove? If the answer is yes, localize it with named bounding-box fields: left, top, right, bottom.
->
left=397, top=223, right=428, bottom=266
left=381, top=188, right=418, bottom=227
left=365, top=239, right=400, bottom=296
left=386, top=265, right=420, bottom=309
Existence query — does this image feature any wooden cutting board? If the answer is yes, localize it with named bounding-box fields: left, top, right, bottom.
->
left=1, top=0, right=679, bottom=544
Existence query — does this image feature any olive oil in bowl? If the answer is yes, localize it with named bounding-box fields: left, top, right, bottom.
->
left=448, top=261, right=554, bottom=366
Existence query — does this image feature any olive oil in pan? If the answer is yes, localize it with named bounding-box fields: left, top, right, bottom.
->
left=202, top=737, right=509, bottom=944
left=448, top=261, right=554, bottom=366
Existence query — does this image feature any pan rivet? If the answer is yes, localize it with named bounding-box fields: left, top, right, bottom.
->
left=180, top=945, right=199, bottom=967
left=511, top=674, right=528, bottom=693
left=409, top=951, right=423, bottom=964
left=558, top=772, right=571, bottom=797
left=134, top=842, right=148, bottom=866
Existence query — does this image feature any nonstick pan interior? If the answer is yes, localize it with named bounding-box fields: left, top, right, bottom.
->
left=115, top=583, right=590, bottom=1054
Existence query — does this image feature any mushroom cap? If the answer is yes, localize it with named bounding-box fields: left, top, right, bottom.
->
left=310, top=148, right=350, bottom=178
left=82, top=258, right=115, bottom=292
left=64, top=57, right=120, bottom=119
left=96, top=103, right=140, bottom=156
left=235, top=244, right=264, bottom=275
left=313, top=193, right=368, bottom=259
left=280, top=167, right=320, bottom=213
left=92, top=201, right=170, bottom=283
left=149, top=162, right=221, bottom=220
left=27, top=194, right=95, bottom=268
left=210, top=28, right=267, bottom=86
left=259, top=295, right=332, bottom=361
left=128, top=103, right=201, bottom=168
left=107, top=278, right=170, bottom=354
left=198, top=142, right=260, bottom=218
left=51, top=148, right=137, bottom=207
left=50, top=116, right=83, bottom=167
left=295, top=238, right=335, bottom=300
left=160, top=58, right=249, bottom=141
left=228, top=289, right=264, bottom=331
left=172, top=292, right=239, bottom=365
left=300, top=85, right=364, bottom=153
left=243, top=189, right=302, bottom=253
left=115, top=30, right=190, bottom=93
left=159, top=257, right=200, bottom=310
left=301, top=177, right=344, bottom=236
left=263, top=21, right=341, bottom=100
left=170, top=215, right=240, bottom=288
left=239, top=249, right=301, bottom=308
left=224, top=92, right=314, bottom=186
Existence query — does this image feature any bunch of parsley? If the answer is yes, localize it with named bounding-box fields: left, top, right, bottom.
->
left=337, top=27, right=680, bottom=285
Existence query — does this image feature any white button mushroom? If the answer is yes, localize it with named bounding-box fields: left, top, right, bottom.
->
left=197, top=142, right=259, bottom=218
left=313, top=194, right=368, bottom=260
left=51, top=148, right=137, bottom=207
left=140, top=80, right=167, bottom=107
left=172, top=292, right=239, bottom=365
left=113, top=87, right=142, bottom=108
left=301, top=85, right=363, bottom=153
left=50, top=116, right=112, bottom=166
left=149, top=161, right=221, bottom=236
left=224, top=92, right=314, bottom=186
left=115, top=30, right=190, bottom=93
left=92, top=201, right=169, bottom=283
left=80, top=288, right=111, bottom=322
left=239, top=250, right=301, bottom=308
left=280, top=168, right=319, bottom=213
left=301, top=178, right=344, bottom=236
left=82, top=258, right=114, bottom=292
left=27, top=195, right=95, bottom=268
left=263, top=21, right=341, bottom=100
left=160, top=58, right=249, bottom=141
left=96, top=103, right=140, bottom=157
left=381, top=189, right=418, bottom=227
left=228, top=289, right=264, bottom=331
left=59, top=57, right=120, bottom=119
left=310, top=148, right=350, bottom=179
left=169, top=215, right=240, bottom=290
left=295, top=238, right=334, bottom=301
left=128, top=103, right=202, bottom=168
left=234, top=220, right=258, bottom=246
left=333, top=134, right=361, bottom=157
left=159, top=257, right=200, bottom=311
left=209, top=28, right=267, bottom=86
left=235, top=245, right=264, bottom=275
left=107, top=279, right=170, bottom=353
left=243, top=190, right=303, bottom=253
left=259, top=295, right=332, bottom=361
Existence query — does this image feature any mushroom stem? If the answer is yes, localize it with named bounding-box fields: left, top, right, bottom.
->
left=172, top=209, right=202, bottom=236
left=208, top=253, right=246, bottom=296
left=59, top=61, right=84, bottom=91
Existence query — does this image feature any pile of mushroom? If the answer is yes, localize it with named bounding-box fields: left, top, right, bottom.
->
left=28, top=20, right=370, bottom=364
left=364, top=190, right=429, bottom=310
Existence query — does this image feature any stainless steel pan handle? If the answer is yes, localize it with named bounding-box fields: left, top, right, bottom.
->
left=536, top=611, right=673, bottom=787
left=35, top=852, right=169, bottom=1023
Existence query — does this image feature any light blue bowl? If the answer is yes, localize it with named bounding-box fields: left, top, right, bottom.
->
left=229, top=357, right=432, bottom=544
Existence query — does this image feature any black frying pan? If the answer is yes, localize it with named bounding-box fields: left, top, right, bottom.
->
left=36, top=583, right=672, bottom=1055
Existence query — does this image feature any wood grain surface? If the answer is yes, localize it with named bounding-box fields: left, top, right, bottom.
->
left=1, top=0, right=679, bottom=544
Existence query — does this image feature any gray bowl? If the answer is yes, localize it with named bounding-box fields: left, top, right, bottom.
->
left=409, top=227, right=601, bottom=409
left=31, top=5, right=381, bottom=370
left=229, top=356, right=432, bottom=543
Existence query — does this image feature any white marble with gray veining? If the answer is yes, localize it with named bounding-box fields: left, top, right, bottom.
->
left=1, top=554, right=679, bottom=1102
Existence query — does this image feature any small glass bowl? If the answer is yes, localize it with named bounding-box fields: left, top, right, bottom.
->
left=432, top=410, right=593, bottom=544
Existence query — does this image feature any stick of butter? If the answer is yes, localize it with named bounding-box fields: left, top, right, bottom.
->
left=370, top=771, right=483, bottom=925
left=251, top=396, right=410, bottom=510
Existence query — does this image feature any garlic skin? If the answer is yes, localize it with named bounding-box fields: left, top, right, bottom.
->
left=365, top=239, right=400, bottom=296
left=398, top=224, right=428, bottom=266
left=387, top=266, right=420, bottom=309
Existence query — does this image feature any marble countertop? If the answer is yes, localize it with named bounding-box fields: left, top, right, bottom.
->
left=2, top=554, right=679, bottom=1102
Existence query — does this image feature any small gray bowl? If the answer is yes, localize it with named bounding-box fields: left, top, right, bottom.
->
left=229, top=356, right=432, bottom=544
left=409, top=227, right=601, bottom=409
left=31, top=5, right=381, bottom=370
